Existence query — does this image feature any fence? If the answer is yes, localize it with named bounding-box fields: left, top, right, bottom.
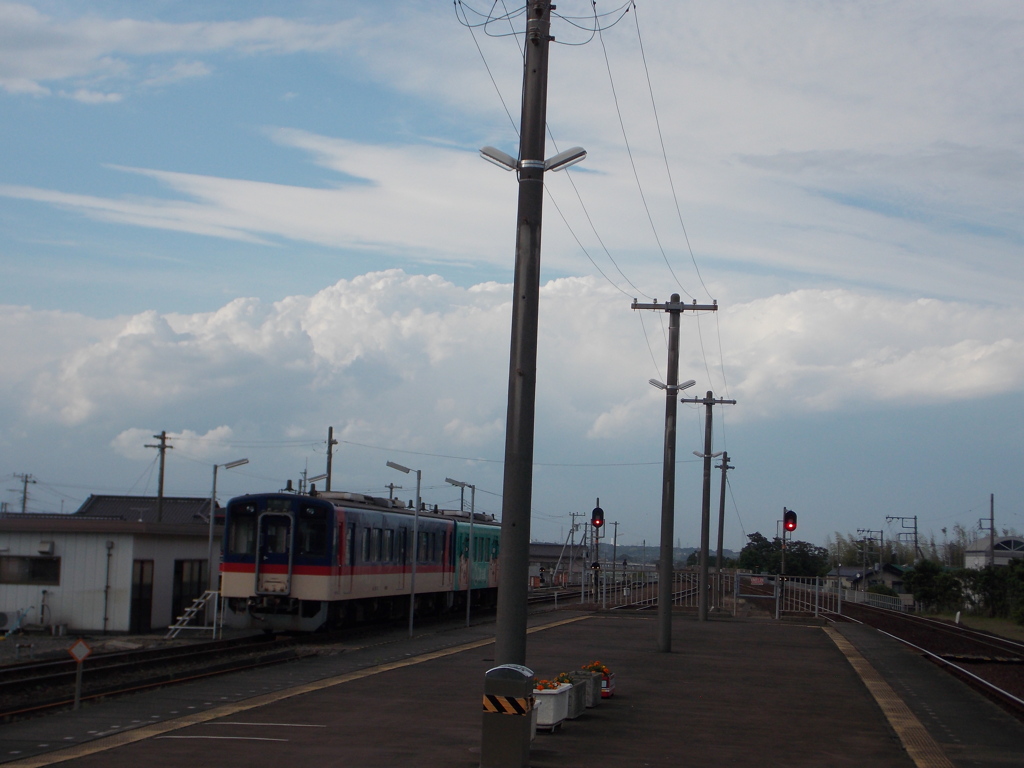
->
left=559, top=569, right=907, bottom=616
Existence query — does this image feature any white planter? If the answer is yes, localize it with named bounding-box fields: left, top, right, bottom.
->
left=567, top=679, right=587, bottom=719
left=534, top=683, right=572, bottom=730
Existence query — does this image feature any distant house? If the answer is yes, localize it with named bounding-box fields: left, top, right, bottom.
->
left=964, top=536, right=1024, bottom=569
left=0, top=495, right=219, bottom=634
left=829, top=563, right=910, bottom=595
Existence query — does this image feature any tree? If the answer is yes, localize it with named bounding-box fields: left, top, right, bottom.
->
left=904, top=559, right=964, bottom=612
left=738, top=533, right=830, bottom=576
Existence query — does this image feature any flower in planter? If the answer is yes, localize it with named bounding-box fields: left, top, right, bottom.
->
left=555, top=672, right=573, bottom=685
left=533, top=678, right=560, bottom=690
left=581, top=660, right=610, bottom=675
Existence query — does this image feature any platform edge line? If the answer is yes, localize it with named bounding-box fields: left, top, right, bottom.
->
left=823, top=626, right=955, bottom=768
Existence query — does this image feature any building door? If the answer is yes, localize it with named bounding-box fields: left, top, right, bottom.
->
left=172, top=559, right=208, bottom=621
left=130, top=559, right=154, bottom=633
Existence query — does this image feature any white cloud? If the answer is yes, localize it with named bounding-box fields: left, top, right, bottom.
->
left=0, top=1, right=361, bottom=98
left=6, top=273, right=1023, bottom=444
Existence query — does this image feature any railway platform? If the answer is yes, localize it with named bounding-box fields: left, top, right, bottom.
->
left=2, top=609, right=1023, bottom=768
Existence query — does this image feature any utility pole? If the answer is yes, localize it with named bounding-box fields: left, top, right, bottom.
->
left=325, top=426, right=339, bottom=492
left=714, top=452, right=733, bottom=610
left=14, top=473, right=36, bottom=514
left=145, top=431, right=172, bottom=522
left=632, top=295, right=717, bottom=651
left=680, top=391, right=736, bottom=621
left=386, top=482, right=402, bottom=501
left=493, top=0, right=553, bottom=668
left=611, top=520, right=619, bottom=596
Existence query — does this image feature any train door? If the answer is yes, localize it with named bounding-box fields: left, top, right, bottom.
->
left=254, top=512, right=293, bottom=595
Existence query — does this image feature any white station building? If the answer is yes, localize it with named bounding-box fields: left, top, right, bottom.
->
left=0, top=495, right=219, bottom=635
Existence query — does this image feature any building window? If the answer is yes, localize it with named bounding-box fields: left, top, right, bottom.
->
left=0, top=555, right=61, bottom=585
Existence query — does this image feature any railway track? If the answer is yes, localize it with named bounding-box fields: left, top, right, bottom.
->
left=0, top=634, right=306, bottom=722
left=832, top=602, right=1024, bottom=718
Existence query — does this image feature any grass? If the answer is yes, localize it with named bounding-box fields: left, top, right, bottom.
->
left=924, top=612, right=1024, bottom=642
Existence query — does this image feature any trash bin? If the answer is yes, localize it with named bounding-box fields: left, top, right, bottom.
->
left=481, top=664, right=534, bottom=768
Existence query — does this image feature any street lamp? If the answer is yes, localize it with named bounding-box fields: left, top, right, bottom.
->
left=209, top=458, right=248, bottom=594
left=387, top=460, right=421, bottom=637
left=649, top=378, right=697, bottom=392
left=446, top=477, right=476, bottom=627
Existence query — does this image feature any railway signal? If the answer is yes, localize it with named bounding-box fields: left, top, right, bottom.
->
left=591, top=505, right=604, bottom=529
left=783, top=508, right=797, bottom=532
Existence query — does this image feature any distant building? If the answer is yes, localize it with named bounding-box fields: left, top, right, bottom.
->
left=0, top=495, right=218, bottom=634
left=829, top=563, right=909, bottom=595
left=964, top=536, right=1024, bottom=569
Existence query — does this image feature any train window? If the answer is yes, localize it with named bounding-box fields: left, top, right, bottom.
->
left=263, top=520, right=290, bottom=554
left=370, top=528, right=382, bottom=563
left=383, top=529, right=394, bottom=562
left=227, top=505, right=257, bottom=555
left=398, top=528, right=407, bottom=564
left=297, top=506, right=328, bottom=557
left=361, top=528, right=371, bottom=563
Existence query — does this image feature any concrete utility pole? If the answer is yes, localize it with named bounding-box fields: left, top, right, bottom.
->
left=145, top=431, right=172, bottom=522
left=325, top=426, right=339, bottom=491
left=714, top=452, right=733, bottom=609
left=14, top=473, right=36, bottom=514
left=632, top=296, right=717, bottom=651
left=493, top=0, right=554, bottom=668
left=680, top=391, right=736, bottom=621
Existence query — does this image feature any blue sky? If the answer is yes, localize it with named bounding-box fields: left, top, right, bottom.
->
left=2, top=1, right=1022, bottom=553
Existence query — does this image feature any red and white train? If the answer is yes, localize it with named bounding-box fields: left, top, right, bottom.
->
left=220, top=490, right=501, bottom=632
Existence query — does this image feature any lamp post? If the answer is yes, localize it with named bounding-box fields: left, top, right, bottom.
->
left=446, top=477, right=476, bottom=627
left=387, top=460, right=421, bottom=637
left=209, top=458, right=248, bottom=594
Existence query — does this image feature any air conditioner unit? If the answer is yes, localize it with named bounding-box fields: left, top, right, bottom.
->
left=38, top=541, right=54, bottom=555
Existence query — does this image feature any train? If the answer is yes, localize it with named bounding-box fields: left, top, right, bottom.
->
left=220, top=490, right=501, bottom=632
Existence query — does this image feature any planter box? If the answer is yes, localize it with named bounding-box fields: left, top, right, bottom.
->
left=601, top=671, right=616, bottom=698
left=571, top=670, right=602, bottom=707
left=566, top=678, right=588, bottom=719
left=534, top=683, right=572, bottom=731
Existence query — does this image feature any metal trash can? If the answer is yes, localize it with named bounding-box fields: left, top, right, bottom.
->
left=481, top=664, right=534, bottom=768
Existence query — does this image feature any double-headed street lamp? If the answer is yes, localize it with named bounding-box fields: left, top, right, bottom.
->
left=208, top=458, right=248, bottom=594
left=387, top=460, right=421, bottom=638
left=446, top=477, right=476, bottom=628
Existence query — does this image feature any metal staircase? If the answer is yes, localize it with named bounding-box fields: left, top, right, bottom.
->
left=165, top=591, right=222, bottom=639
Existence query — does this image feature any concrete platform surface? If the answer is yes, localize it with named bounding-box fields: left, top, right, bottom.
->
left=2, top=611, right=1023, bottom=767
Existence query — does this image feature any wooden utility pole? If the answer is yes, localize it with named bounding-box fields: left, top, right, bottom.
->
left=145, top=431, right=171, bottom=522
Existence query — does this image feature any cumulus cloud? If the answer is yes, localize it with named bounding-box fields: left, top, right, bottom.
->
left=6, top=273, right=1023, bottom=446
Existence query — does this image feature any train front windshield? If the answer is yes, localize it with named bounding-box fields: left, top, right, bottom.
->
left=224, top=496, right=333, bottom=562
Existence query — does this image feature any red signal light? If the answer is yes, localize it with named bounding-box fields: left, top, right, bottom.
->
left=591, top=506, right=604, bottom=528
left=783, top=508, right=797, bottom=532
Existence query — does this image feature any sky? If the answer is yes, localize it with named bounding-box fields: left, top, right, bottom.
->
left=1, top=1, right=1022, bottom=555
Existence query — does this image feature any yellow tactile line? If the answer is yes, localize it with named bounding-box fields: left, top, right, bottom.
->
left=7, top=615, right=592, bottom=768
left=824, top=626, right=954, bottom=768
